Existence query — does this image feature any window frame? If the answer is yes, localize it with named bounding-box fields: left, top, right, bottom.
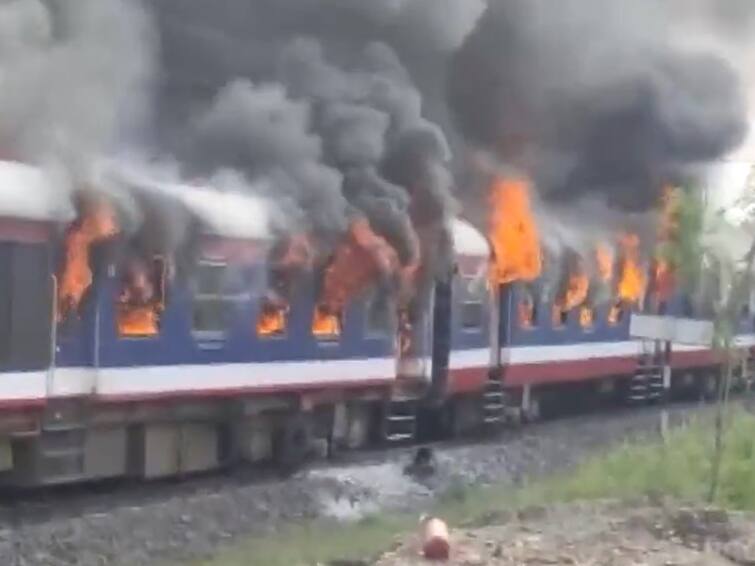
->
left=551, top=304, right=568, bottom=330
left=255, top=300, right=290, bottom=341
left=517, top=295, right=538, bottom=330
left=459, top=299, right=484, bottom=333
left=311, top=305, right=343, bottom=343
left=363, top=289, right=390, bottom=339
left=115, top=255, right=167, bottom=341
left=458, top=275, right=485, bottom=334
left=191, top=259, right=249, bottom=341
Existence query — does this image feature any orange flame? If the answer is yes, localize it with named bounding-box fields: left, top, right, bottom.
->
left=312, top=306, right=341, bottom=338
left=488, top=177, right=542, bottom=284
left=652, top=259, right=675, bottom=304
left=317, top=218, right=400, bottom=318
left=596, top=245, right=613, bottom=282
left=552, top=256, right=590, bottom=327
left=276, top=233, right=315, bottom=271
left=519, top=297, right=535, bottom=328
left=651, top=186, right=679, bottom=305
left=58, top=199, right=119, bottom=322
left=257, top=302, right=287, bottom=337
left=117, top=306, right=159, bottom=337
left=616, top=234, right=645, bottom=304
left=116, top=258, right=163, bottom=337
left=559, top=260, right=590, bottom=312
left=579, top=306, right=594, bottom=328
left=398, top=309, right=413, bottom=355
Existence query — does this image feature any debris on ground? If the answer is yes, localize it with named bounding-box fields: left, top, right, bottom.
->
left=375, top=500, right=755, bottom=565
left=404, top=447, right=438, bottom=481
left=420, top=515, right=450, bottom=560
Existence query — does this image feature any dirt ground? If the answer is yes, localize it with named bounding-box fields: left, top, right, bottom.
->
left=375, top=500, right=755, bottom=565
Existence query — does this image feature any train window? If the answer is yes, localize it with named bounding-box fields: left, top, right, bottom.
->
left=256, top=300, right=288, bottom=339
left=518, top=298, right=537, bottom=329
left=608, top=303, right=624, bottom=325
left=460, top=301, right=483, bottom=331
left=192, top=261, right=246, bottom=338
left=116, top=256, right=166, bottom=339
left=364, top=290, right=390, bottom=337
left=312, top=305, right=342, bottom=341
left=551, top=305, right=567, bottom=329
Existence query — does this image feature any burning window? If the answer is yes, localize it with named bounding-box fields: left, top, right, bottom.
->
left=518, top=288, right=537, bottom=329
left=397, top=308, right=413, bottom=356
left=116, top=256, right=166, bottom=338
left=552, top=255, right=591, bottom=329
left=256, top=300, right=288, bottom=339
left=312, top=305, right=342, bottom=340
left=312, top=218, right=399, bottom=342
left=579, top=306, right=594, bottom=328
left=616, top=234, right=646, bottom=305
left=192, top=261, right=246, bottom=337
left=607, top=302, right=624, bottom=325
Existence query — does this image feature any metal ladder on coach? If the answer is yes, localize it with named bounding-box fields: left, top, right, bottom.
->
left=383, top=398, right=418, bottom=444
left=629, top=341, right=665, bottom=404
left=482, top=377, right=506, bottom=425
left=36, top=400, right=88, bottom=484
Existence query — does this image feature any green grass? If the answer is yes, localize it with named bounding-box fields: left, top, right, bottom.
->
left=524, top=408, right=755, bottom=509
left=199, top=409, right=755, bottom=566
left=193, top=514, right=413, bottom=566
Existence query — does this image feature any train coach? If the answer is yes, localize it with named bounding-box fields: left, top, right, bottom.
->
left=0, top=159, right=753, bottom=486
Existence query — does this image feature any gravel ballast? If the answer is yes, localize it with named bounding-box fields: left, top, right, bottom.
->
left=0, top=403, right=711, bottom=566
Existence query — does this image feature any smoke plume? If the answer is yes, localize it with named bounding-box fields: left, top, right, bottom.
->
left=0, top=0, right=154, bottom=176
left=164, top=0, right=469, bottom=271
left=449, top=0, right=750, bottom=211
left=6, top=0, right=755, bottom=298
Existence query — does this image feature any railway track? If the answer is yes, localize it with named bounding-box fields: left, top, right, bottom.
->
left=0, top=387, right=749, bottom=566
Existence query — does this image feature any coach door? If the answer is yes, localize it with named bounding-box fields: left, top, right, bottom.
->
left=0, top=240, right=55, bottom=399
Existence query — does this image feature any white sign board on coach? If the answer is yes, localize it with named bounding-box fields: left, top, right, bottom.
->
left=629, top=314, right=714, bottom=346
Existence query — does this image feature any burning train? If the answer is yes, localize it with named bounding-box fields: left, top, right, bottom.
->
left=0, top=159, right=751, bottom=487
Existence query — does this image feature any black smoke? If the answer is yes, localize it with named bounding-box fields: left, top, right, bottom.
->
left=448, top=0, right=750, bottom=211
left=149, top=0, right=484, bottom=275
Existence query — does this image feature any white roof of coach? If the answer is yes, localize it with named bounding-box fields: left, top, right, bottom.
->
left=449, top=218, right=490, bottom=258
left=171, top=183, right=272, bottom=241
left=0, top=161, right=74, bottom=222
left=113, top=169, right=273, bottom=241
